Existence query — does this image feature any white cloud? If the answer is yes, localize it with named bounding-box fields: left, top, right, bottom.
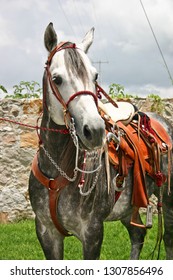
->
left=0, top=16, right=17, bottom=47
left=0, top=0, right=173, bottom=98
left=126, top=84, right=173, bottom=98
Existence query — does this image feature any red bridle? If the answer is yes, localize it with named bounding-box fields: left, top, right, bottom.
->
left=44, top=42, right=98, bottom=127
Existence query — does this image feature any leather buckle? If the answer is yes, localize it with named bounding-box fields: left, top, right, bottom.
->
left=48, top=178, right=55, bottom=190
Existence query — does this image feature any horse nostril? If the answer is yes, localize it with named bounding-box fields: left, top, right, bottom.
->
left=83, top=125, right=92, bottom=141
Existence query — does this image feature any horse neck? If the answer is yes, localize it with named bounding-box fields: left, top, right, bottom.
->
left=38, top=109, right=76, bottom=178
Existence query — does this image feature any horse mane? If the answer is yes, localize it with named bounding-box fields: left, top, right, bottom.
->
left=64, top=43, right=89, bottom=86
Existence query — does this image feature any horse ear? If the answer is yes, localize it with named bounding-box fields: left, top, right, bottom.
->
left=44, top=22, right=58, bottom=52
left=79, top=27, right=95, bottom=53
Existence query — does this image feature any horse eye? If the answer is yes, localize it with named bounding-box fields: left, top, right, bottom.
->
left=52, top=75, right=63, bottom=85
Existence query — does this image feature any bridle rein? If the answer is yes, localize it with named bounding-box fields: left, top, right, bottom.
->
left=44, top=42, right=99, bottom=127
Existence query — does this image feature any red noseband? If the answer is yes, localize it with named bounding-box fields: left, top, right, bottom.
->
left=66, top=91, right=98, bottom=108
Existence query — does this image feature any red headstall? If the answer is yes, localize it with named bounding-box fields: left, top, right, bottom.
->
left=47, top=42, right=77, bottom=65
left=44, top=42, right=99, bottom=127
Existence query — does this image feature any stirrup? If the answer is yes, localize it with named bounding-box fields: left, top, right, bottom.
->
left=130, top=205, right=153, bottom=229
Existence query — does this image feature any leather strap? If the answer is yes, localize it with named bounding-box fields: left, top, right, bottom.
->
left=47, top=42, right=75, bottom=65
left=96, top=83, right=118, bottom=108
left=31, top=153, right=72, bottom=236
left=117, top=121, right=149, bottom=208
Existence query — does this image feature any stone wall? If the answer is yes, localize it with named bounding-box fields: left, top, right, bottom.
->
left=0, top=99, right=42, bottom=223
left=0, top=98, right=173, bottom=223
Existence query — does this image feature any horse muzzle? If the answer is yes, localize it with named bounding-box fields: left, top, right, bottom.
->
left=79, top=117, right=105, bottom=150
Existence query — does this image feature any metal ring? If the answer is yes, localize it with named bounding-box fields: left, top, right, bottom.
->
left=113, top=173, right=126, bottom=192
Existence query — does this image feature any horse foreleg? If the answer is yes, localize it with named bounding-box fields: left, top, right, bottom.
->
left=82, top=220, right=103, bottom=260
left=121, top=214, right=146, bottom=259
left=35, top=216, right=64, bottom=260
left=163, top=203, right=173, bottom=259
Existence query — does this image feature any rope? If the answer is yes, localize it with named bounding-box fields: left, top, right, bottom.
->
left=0, top=117, right=69, bottom=134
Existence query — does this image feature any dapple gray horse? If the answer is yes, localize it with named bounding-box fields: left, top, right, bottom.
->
left=29, top=23, right=173, bottom=260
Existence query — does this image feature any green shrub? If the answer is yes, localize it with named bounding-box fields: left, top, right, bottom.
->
left=5, top=81, right=42, bottom=99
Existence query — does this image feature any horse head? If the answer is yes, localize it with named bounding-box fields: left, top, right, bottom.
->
left=43, top=23, right=105, bottom=150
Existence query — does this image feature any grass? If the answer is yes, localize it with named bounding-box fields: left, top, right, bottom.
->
left=0, top=216, right=165, bottom=260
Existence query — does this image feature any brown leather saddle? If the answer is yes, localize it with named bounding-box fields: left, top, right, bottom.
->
left=99, top=102, right=172, bottom=228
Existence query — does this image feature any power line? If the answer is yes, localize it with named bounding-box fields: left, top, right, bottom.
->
left=139, top=0, right=173, bottom=85
left=58, top=0, right=78, bottom=39
left=92, top=60, right=109, bottom=84
left=72, top=0, right=86, bottom=35
left=90, top=0, right=109, bottom=62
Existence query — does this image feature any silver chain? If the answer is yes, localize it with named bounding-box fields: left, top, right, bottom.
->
left=78, top=168, right=101, bottom=196
left=42, top=118, right=102, bottom=195
left=41, top=145, right=78, bottom=182
left=69, top=118, right=102, bottom=174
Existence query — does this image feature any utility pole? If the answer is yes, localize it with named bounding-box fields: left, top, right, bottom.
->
left=92, top=60, right=109, bottom=84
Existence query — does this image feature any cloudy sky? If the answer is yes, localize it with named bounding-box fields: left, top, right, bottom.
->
left=0, top=0, right=173, bottom=98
